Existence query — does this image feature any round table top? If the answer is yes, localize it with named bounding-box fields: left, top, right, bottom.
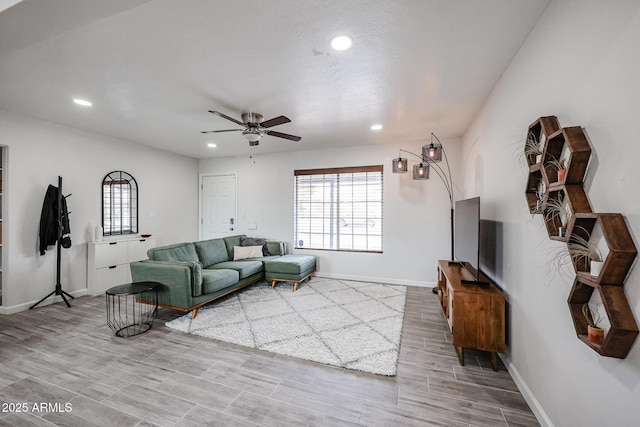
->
left=106, top=281, right=160, bottom=296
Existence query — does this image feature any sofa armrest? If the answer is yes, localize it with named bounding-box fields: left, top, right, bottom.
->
left=130, top=259, right=203, bottom=298
left=266, top=241, right=286, bottom=256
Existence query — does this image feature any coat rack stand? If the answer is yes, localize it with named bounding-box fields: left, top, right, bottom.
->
left=30, top=176, right=74, bottom=309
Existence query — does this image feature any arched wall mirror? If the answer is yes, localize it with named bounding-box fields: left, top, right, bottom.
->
left=102, top=171, right=138, bottom=236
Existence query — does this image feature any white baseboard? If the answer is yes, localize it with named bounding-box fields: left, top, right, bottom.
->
left=314, top=271, right=436, bottom=288
left=0, top=288, right=88, bottom=315
left=500, top=354, right=553, bottom=427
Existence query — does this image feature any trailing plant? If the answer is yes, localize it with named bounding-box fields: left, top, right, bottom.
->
left=544, top=196, right=572, bottom=227
left=567, top=230, right=603, bottom=265
left=548, top=226, right=602, bottom=276
left=523, top=131, right=544, bottom=164
left=515, top=131, right=545, bottom=167
left=532, top=180, right=546, bottom=214
left=582, top=302, right=604, bottom=328
left=547, top=158, right=566, bottom=171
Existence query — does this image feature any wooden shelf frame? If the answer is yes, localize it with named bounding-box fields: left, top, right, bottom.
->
left=568, top=279, right=638, bottom=359
left=573, top=213, right=638, bottom=286
left=525, top=116, right=561, bottom=167
left=525, top=164, right=545, bottom=214
left=523, top=116, right=638, bottom=359
left=544, top=185, right=593, bottom=242
left=541, top=126, right=592, bottom=187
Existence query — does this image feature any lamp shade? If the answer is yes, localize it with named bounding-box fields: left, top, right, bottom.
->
left=392, top=157, right=408, bottom=173
left=243, top=129, right=262, bottom=142
left=422, top=143, right=442, bottom=162
left=413, top=163, right=429, bottom=180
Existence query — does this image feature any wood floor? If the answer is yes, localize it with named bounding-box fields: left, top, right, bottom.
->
left=0, top=285, right=539, bottom=426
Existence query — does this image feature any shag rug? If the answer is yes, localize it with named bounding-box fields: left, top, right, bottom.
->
left=165, top=278, right=407, bottom=376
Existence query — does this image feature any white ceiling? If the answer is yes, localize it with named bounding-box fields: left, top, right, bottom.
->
left=0, top=0, right=550, bottom=159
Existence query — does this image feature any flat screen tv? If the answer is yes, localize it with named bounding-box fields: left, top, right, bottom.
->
left=454, top=197, right=487, bottom=284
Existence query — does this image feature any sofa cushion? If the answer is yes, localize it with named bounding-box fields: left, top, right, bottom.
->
left=148, top=243, right=198, bottom=263
left=264, top=255, right=316, bottom=275
left=242, top=236, right=270, bottom=256
left=257, top=255, right=283, bottom=263
left=223, top=235, right=246, bottom=259
left=201, top=269, right=239, bottom=294
left=194, top=238, right=229, bottom=268
left=210, top=260, right=264, bottom=279
left=233, top=245, right=263, bottom=260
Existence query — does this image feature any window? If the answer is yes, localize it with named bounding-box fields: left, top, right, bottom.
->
left=294, top=165, right=383, bottom=252
left=102, top=171, right=138, bottom=235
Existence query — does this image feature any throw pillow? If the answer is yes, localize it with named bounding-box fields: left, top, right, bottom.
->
left=241, top=236, right=270, bottom=256
left=233, top=245, right=264, bottom=260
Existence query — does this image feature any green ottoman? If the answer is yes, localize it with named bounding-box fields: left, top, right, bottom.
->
left=264, top=255, right=316, bottom=291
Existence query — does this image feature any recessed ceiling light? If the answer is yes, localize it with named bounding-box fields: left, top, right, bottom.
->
left=73, top=98, right=92, bottom=107
left=371, top=124, right=383, bottom=131
left=207, top=143, right=217, bottom=148
left=331, top=35, right=352, bottom=51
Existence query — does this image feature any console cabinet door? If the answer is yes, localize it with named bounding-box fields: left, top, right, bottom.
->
left=94, top=242, right=128, bottom=269
left=88, top=238, right=156, bottom=296
left=96, top=264, right=129, bottom=294
left=128, top=238, right=155, bottom=262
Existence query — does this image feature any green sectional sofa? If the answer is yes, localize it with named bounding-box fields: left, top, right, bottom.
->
left=265, top=255, right=317, bottom=291
left=129, top=235, right=315, bottom=318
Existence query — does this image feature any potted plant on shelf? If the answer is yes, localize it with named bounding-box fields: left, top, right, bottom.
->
left=544, top=197, right=571, bottom=237
left=567, top=230, right=603, bottom=276
left=548, top=158, right=567, bottom=183
left=524, top=132, right=545, bottom=165
left=582, top=303, right=605, bottom=345
left=534, top=181, right=546, bottom=213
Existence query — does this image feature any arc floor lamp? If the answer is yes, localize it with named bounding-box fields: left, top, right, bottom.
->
left=392, top=133, right=454, bottom=294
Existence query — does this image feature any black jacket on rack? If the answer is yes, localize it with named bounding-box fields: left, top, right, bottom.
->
left=39, top=184, right=70, bottom=255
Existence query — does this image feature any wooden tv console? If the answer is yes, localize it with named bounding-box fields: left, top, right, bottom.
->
left=437, top=260, right=505, bottom=371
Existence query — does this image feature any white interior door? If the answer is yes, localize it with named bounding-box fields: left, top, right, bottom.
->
left=200, top=174, right=237, bottom=240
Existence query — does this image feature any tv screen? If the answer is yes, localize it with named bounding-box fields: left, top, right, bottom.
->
left=454, top=197, right=481, bottom=282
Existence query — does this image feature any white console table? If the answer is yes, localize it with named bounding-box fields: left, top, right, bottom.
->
left=87, top=237, right=156, bottom=296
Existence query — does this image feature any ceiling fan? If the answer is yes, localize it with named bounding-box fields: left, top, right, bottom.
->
left=201, top=110, right=302, bottom=146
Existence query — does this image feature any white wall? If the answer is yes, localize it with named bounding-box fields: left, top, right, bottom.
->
left=1, top=110, right=199, bottom=312
left=461, top=1, right=640, bottom=426
left=199, top=140, right=463, bottom=286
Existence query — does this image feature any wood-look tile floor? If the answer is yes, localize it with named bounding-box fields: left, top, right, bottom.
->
left=0, top=286, right=539, bottom=426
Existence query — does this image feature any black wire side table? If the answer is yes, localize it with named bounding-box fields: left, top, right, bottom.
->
left=106, top=282, right=159, bottom=337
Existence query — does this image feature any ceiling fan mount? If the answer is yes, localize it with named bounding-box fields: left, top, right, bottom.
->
left=201, top=110, right=302, bottom=145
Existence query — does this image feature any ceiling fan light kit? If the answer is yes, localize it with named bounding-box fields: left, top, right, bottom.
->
left=242, top=129, right=262, bottom=142
left=201, top=110, right=302, bottom=146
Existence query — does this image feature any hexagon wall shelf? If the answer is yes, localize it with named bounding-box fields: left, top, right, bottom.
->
left=543, top=185, right=593, bottom=242
left=568, top=279, right=638, bottom=359
left=542, top=126, right=591, bottom=187
left=573, top=213, right=638, bottom=286
left=525, top=164, right=545, bottom=214
left=526, top=116, right=561, bottom=167
left=524, top=116, right=560, bottom=213
left=524, top=116, right=638, bottom=358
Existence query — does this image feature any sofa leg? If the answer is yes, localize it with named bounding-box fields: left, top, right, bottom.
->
left=271, top=280, right=277, bottom=289
left=294, top=274, right=312, bottom=292
left=191, top=307, right=199, bottom=319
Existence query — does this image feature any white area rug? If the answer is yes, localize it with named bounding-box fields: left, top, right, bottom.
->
left=165, top=278, right=407, bottom=376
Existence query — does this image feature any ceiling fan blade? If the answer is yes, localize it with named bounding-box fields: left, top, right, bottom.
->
left=200, top=129, right=243, bottom=134
left=208, top=110, right=244, bottom=126
left=266, top=130, right=302, bottom=142
left=261, top=115, right=291, bottom=128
